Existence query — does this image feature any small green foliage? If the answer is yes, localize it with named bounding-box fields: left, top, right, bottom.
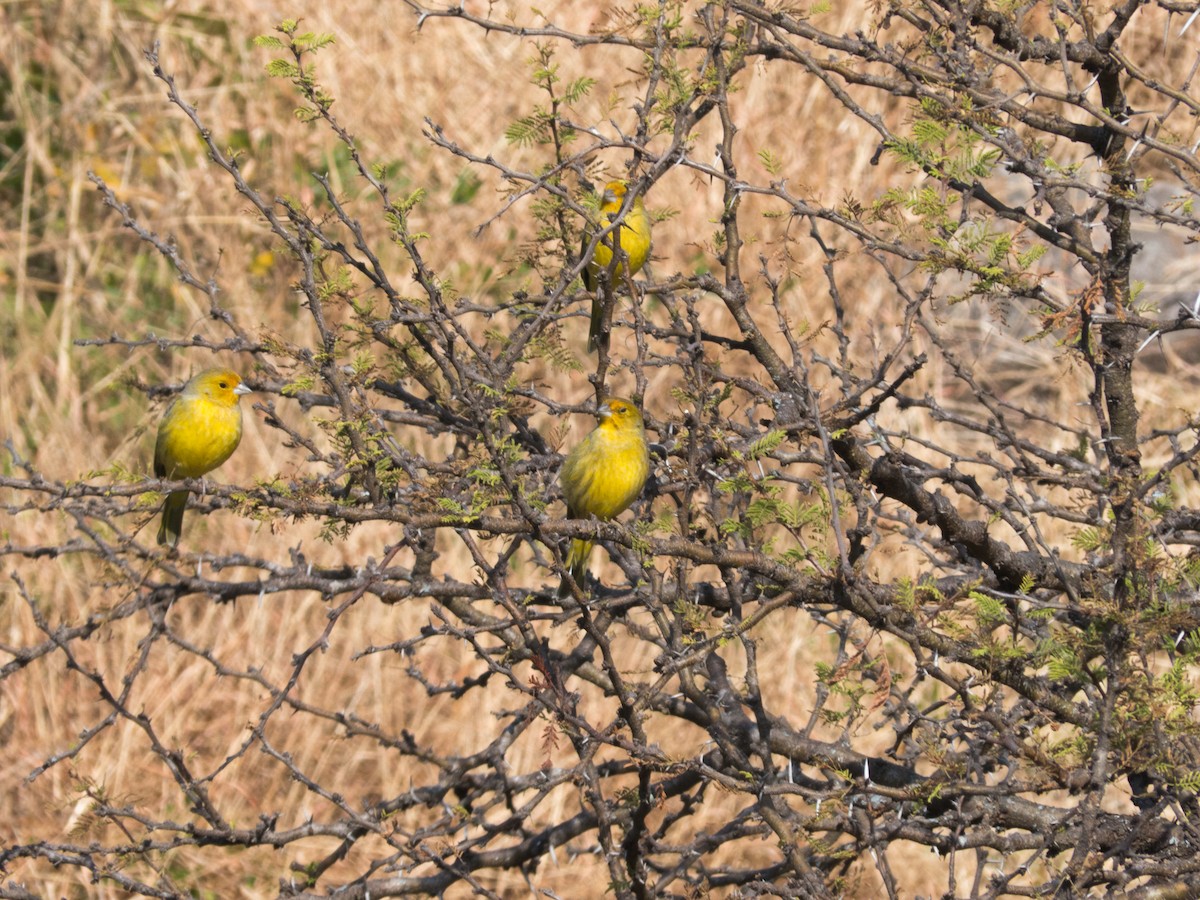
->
left=503, top=44, right=586, bottom=149
left=672, top=593, right=709, bottom=636
left=256, top=21, right=337, bottom=121
left=630, top=523, right=653, bottom=557
left=719, top=517, right=750, bottom=539
left=912, top=118, right=950, bottom=146
left=1071, top=526, right=1108, bottom=552
left=435, top=497, right=474, bottom=524
left=748, top=429, right=786, bottom=459
left=138, top=490, right=165, bottom=511
left=880, top=98, right=1053, bottom=305
left=895, top=578, right=918, bottom=613
left=291, top=30, right=335, bottom=53
left=1046, top=646, right=1083, bottom=682
left=317, top=267, right=355, bottom=301
left=970, top=591, right=1008, bottom=627
left=281, top=376, right=317, bottom=397
left=745, top=498, right=780, bottom=528
left=523, top=332, right=584, bottom=373
left=757, top=148, right=784, bottom=176
left=468, top=467, right=501, bottom=487
left=264, top=59, right=300, bottom=79
left=717, top=472, right=755, bottom=494
left=563, top=76, right=597, bottom=104
left=1017, top=243, right=1048, bottom=268
left=89, top=461, right=140, bottom=485
left=506, top=115, right=556, bottom=148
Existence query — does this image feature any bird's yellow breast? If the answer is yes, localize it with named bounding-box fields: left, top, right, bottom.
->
left=155, top=395, right=244, bottom=479
left=561, top=423, right=650, bottom=521
left=590, top=199, right=651, bottom=279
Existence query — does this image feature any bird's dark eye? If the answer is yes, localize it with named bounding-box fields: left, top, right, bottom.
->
left=219, top=381, right=228, bottom=389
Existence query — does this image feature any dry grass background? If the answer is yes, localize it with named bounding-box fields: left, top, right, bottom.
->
left=4, top=0, right=1200, bottom=897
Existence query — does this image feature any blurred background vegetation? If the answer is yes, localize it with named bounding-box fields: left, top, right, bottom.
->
left=6, top=0, right=1200, bottom=896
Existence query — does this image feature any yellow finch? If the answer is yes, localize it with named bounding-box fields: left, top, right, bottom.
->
left=153, top=367, right=251, bottom=547
left=583, top=181, right=651, bottom=353
left=558, top=397, right=651, bottom=595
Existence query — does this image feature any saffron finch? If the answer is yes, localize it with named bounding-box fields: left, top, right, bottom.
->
left=558, top=397, right=651, bottom=595
left=153, top=367, right=251, bottom=547
left=583, top=181, right=651, bottom=353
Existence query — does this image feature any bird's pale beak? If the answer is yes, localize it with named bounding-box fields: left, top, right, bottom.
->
left=234, top=383, right=252, bottom=396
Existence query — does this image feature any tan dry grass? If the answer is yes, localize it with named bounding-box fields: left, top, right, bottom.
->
left=3, top=0, right=1196, bottom=897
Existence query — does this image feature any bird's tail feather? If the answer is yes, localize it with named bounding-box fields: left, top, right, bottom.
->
left=588, top=290, right=610, bottom=354
left=558, top=538, right=594, bottom=597
left=158, top=490, right=189, bottom=547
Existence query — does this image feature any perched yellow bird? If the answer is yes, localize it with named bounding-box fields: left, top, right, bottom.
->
left=583, top=181, right=651, bottom=353
left=558, top=397, right=651, bottom=595
left=153, top=367, right=251, bottom=547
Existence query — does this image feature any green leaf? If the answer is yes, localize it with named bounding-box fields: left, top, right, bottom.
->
left=748, top=429, right=786, bottom=459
